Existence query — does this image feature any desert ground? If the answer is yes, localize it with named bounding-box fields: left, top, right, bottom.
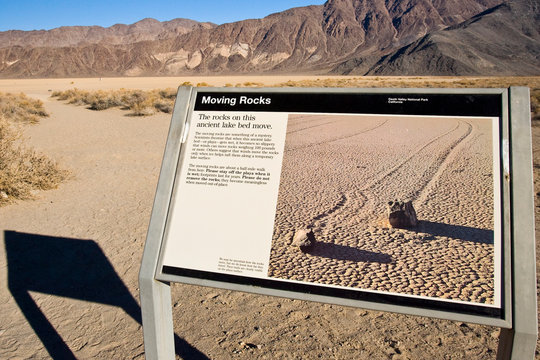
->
left=0, top=77, right=537, bottom=359
left=269, top=114, right=495, bottom=304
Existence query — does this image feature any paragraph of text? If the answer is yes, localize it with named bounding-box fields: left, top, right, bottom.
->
left=185, top=164, right=270, bottom=187
left=190, top=131, right=278, bottom=160
left=217, top=257, right=264, bottom=274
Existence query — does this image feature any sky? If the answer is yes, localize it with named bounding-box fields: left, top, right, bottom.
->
left=0, top=0, right=326, bottom=32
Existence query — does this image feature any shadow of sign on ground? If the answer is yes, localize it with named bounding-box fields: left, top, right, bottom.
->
left=4, top=231, right=209, bottom=360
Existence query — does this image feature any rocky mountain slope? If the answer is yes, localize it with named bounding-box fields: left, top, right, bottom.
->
left=0, top=18, right=216, bottom=48
left=1, top=0, right=536, bottom=77
left=361, top=0, right=540, bottom=75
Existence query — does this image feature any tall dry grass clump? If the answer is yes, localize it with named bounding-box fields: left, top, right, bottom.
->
left=51, top=88, right=177, bottom=116
left=0, top=93, right=69, bottom=206
left=0, top=92, right=49, bottom=124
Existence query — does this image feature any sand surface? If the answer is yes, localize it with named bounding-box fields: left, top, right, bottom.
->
left=0, top=77, right=536, bottom=359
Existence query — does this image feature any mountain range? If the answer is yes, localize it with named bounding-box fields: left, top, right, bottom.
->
left=0, top=0, right=538, bottom=78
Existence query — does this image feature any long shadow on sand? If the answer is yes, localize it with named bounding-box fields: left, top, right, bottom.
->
left=4, top=231, right=209, bottom=360
left=416, top=221, right=494, bottom=245
left=309, top=241, right=392, bottom=263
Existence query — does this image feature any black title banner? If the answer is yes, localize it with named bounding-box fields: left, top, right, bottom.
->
left=194, top=91, right=502, bottom=117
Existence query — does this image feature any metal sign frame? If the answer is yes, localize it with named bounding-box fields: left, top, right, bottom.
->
left=139, top=86, right=537, bottom=359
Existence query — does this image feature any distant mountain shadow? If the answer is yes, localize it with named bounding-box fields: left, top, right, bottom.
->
left=416, top=221, right=494, bottom=244
left=310, top=241, right=392, bottom=264
left=4, top=230, right=209, bottom=360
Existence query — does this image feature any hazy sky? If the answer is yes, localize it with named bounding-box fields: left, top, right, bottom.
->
left=0, top=0, right=326, bottom=31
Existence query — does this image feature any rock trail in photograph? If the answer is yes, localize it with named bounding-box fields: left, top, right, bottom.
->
left=269, top=114, right=496, bottom=304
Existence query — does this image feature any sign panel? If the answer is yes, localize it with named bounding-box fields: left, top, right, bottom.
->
left=155, top=88, right=510, bottom=326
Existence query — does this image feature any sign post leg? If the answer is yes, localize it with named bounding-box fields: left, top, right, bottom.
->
left=496, top=87, right=539, bottom=360
left=139, top=278, right=175, bottom=360
left=138, top=86, right=194, bottom=360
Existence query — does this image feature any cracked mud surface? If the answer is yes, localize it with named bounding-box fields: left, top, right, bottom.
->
left=269, top=114, right=496, bottom=304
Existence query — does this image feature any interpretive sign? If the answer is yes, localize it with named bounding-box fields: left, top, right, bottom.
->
left=139, top=87, right=536, bottom=360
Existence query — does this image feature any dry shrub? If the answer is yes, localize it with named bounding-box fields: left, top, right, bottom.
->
left=129, top=102, right=154, bottom=116
left=242, top=82, right=264, bottom=87
left=51, top=88, right=91, bottom=106
left=120, top=90, right=150, bottom=115
left=52, top=88, right=120, bottom=110
left=158, top=88, right=177, bottom=100
left=121, top=90, right=147, bottom=108
left=1, top=92, right=69, bottom=205
left=87, top=90, right=123, bottom=110
left=0, top=92, right=49, bottom=124
left=0, top=112, right=69, bottom=206
left=153, top=88, right=178, bottom=113
left=153, top=100, right=173, bottom=114
left=52, top=88, right=177, bottom=116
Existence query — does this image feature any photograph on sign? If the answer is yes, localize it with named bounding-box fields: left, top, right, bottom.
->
left=268, top=113, right=500, bottom=307
left=158, top=90, right=504, bottom=319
